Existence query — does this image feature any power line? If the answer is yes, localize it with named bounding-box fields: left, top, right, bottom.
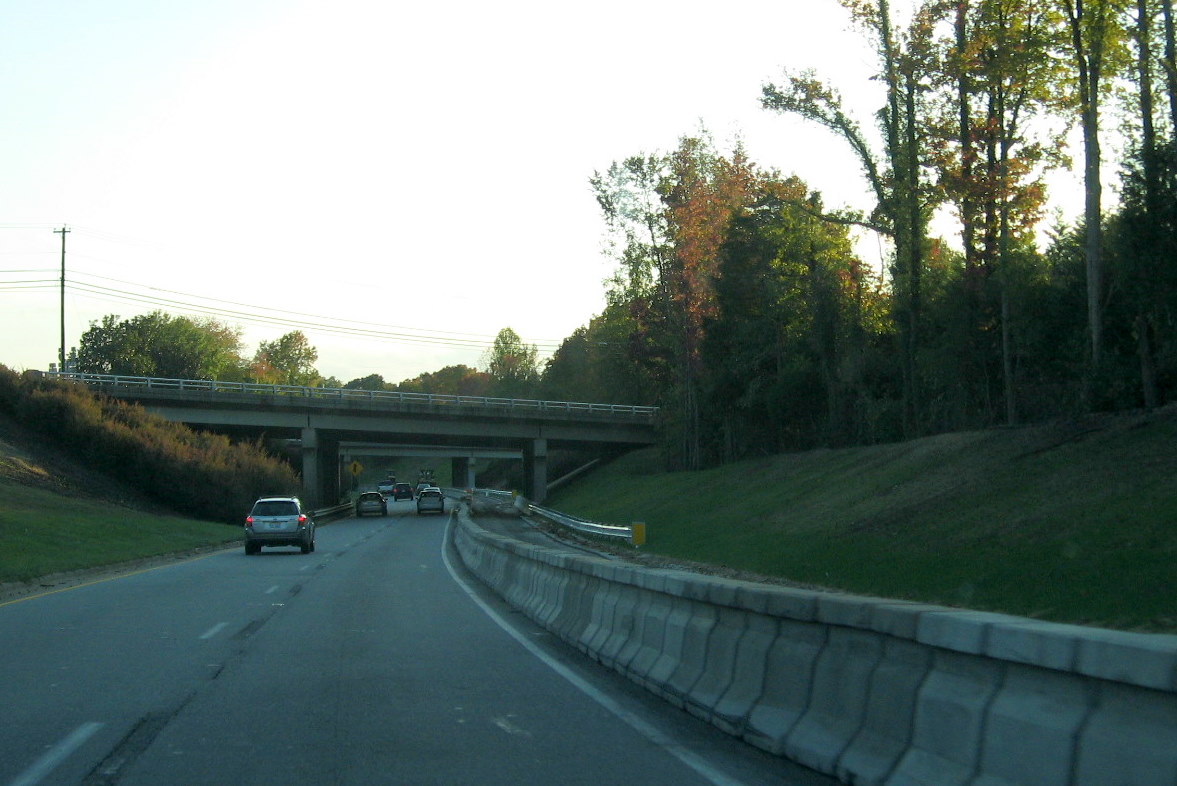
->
left=66, top=268, right=554, bottom=345
left=0, top=232, right=573, bottom=353
left=3, top=277, right=566, bottom=354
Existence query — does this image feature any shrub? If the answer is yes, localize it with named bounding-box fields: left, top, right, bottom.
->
left=0, top=367, right=299, bottom=522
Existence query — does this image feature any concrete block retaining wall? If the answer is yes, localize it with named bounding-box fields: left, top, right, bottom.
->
left=453, top=511, right=1177, bottom=785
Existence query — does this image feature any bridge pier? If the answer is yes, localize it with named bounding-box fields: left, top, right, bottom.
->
left=300, top=427, right=340, bottom=509
left=451, top=457, right=476, bottom=490
left=523, top=438, right=548, bottom=503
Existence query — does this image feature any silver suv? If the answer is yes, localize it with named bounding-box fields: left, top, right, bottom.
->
left=245, top=496, right=315, bottom=555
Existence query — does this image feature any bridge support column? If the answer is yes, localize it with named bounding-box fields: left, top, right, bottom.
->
left=451, top=457, right=476, bottom=490
left=300, top=427, right=340, bottom=510
left=523, top=438, right=548, bottom=503
left=301, top=427, right=320, bottom=508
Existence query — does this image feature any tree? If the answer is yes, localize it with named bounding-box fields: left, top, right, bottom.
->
left=484, top=328, right=539, bottom=398
left=75, top=311, right=245, bottom=380
left=540, top=305, right=658, bottom=405
left=251, top=331, right=321, bottom=386
left=592, top=133, right=755, bottom=467
left=703, top=176, right=889, bottom=457
left=395, top=365, right=491, bottom=396
left=763, top=0, right=940, bottom=434
left=929, top=0, right=1068, bottom=423
left=1058, top=0, right=1131, bottom=393
left=344, top=374, right=390, bottom=391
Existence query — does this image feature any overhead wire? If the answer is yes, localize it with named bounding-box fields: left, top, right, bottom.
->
left=0, top=224, right=572, bottom=354
left=1, top=268, right=566, bottom=353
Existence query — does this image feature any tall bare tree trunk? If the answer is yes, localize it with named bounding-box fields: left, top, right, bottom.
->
left=1064, top=0, right=1108, bottom=398
left=1136, top=0, right=1161, bottom=408
left=1162, top=0, right=1177, bottom=130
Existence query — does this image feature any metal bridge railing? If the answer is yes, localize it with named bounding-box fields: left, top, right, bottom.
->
left=44, top=371, right=659, bottom=422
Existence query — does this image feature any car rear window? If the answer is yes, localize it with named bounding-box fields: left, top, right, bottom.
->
left=360, top=493, right=382, bottom=500
left=252, top=500, right=298, bottom=516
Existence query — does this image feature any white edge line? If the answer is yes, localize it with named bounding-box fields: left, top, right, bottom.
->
left=8, top=722, right=104, bottom=786
left=441, top=514, right=746, bottom=786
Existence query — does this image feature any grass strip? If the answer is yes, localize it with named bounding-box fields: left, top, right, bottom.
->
left=0, top=479, right=240, bottom=584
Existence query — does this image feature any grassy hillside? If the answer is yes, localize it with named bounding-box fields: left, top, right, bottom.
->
left=0, top=412, right=240, bottom=586
left=546, top=408, right=1177, bottom=632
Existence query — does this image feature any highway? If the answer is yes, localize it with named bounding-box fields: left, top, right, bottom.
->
left=1, top=502, right=835, bottom=786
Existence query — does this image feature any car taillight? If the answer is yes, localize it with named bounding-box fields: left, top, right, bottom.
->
left=298, top=514, right=307, bottom=523
left=246, top=516, right=254, bottom=526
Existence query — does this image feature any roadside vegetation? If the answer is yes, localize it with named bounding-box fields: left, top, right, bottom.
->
left=0, top=479, right=237, bottom=585
left=0, top=366, right=298, bottom=524
left=546, top=407, right=1177, bottom=633
left=2, top=361, right=1173, bottom=632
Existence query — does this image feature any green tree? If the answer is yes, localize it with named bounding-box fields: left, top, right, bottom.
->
left=703, top=176, right=889, bottom=457
left=763, top=0, right=940, bottom=435
left=252, top=331, right=321, bottom=386
left=540, top=305, right=658, bottom=405
left=344, top=374, right=391, bottom=391
left=484, top=328, right=539, bottom=398
left=395, top=365, right=491, bottom=396
left=75, top=311, right=245, bottom=380
left=929, top=0, right=1068, bottom=423
left=1058, top=0, right=1131, bottom=390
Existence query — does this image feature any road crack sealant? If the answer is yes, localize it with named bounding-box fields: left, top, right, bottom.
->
left=80, top=693, right=195, bottom=786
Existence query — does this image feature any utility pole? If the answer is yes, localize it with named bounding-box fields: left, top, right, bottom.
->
left=54, top=226, right=69, bottom=372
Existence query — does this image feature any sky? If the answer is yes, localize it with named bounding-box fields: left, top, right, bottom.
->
left=0, top=0, right=1082, bottom=385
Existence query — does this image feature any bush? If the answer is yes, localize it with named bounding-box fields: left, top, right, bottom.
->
left=0, top=367, right=299, bottom=522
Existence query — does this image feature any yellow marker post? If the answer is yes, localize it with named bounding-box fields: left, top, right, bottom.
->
left=630, top=521, right=646, bottom=547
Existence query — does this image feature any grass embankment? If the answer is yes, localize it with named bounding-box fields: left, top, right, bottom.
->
left=0, top=365, right=295, bottom=587
left=0, top=478, right=238, bottom=584
left=547, top=409, right=1177, bottom=632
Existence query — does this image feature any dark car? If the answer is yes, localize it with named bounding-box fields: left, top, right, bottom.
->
left=355, top=491, right=387, bottom=517
left=391, top=482, right=414, bottom=501
left=245, top=496, right=315, bottom=555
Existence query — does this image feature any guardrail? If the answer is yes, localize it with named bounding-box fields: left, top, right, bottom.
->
left=468, top=489, right=635, bottom=541
left=43, top=371, right=659, bottom=421
left=527, top=503, right=633, bottom=540
left=311, top=502, right=353, bottom=521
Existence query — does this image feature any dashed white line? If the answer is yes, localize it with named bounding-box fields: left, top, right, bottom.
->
left=198, top=622, right=228, bottom=640
left=8, top=721, right=103, bottom=786
left=265, top=585, right=279, bottom=595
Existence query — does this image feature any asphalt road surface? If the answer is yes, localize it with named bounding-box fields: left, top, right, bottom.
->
left=1, top=501, right=836, bottom=786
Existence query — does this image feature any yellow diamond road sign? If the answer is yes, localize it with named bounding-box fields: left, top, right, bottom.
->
left=349, top=460, right=363, bottom=477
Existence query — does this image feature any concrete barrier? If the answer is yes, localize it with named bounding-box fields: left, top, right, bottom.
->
left=452, top=509, right=1177, bottom=785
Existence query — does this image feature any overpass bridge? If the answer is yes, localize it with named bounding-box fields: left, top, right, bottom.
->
left=48, top=373, right=659, bottom=506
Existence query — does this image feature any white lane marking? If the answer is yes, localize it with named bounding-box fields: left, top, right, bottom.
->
left=441, top=516, right=747, bottom=786
left=198, top=622, right=228, bottom=640
left=8, top=721, right=103, bottom=786
left=265, top=585, right=279, bottom=595
left=492, top=716, right=533, bottom=738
